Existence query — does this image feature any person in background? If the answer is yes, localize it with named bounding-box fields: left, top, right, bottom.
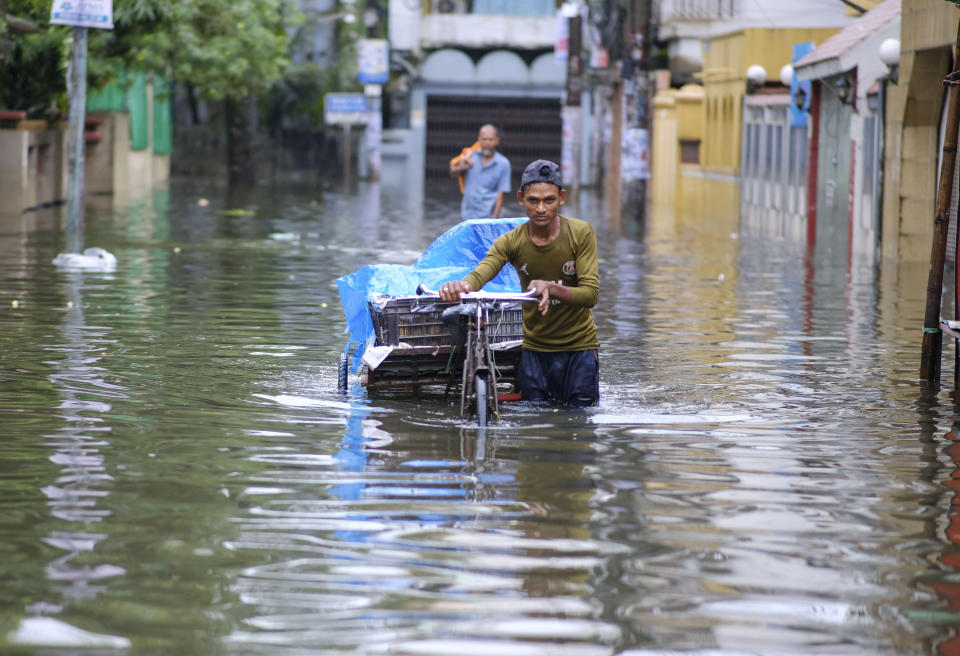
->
left=439, top=159, right=600, bottom=407
left=449, top=124, right=512, bottom=220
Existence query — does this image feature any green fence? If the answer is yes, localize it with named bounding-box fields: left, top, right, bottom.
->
left=87, top=70, right=172, bottom=155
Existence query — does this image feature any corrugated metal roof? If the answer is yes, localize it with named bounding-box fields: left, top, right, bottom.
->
left=795, top=0, right=900, bottom=69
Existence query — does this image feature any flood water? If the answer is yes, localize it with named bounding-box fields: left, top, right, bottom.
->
left=2, top=177, right=960, bottom=655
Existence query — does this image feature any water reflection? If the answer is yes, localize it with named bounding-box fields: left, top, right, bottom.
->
left=10, top=269, right=130, bottom=648
left=228, top=391, right=621, bottom=654
left=927, top=422, right=960, bottom=655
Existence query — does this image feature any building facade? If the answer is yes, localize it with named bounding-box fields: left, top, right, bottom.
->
left=384, top=1, right=576, bottom=198
left=651, top=0, right=856, bottom=220
left=793, top=0, right=900, bottom=267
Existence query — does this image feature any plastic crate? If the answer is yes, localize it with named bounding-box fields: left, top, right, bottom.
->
left=369, top=296, right=524, bottom=348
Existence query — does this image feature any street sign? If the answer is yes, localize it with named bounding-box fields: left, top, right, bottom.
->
left=324, top=93, right=368, bottom=126
left=357, top=39, right=389, bottom=84
left=50, top=0, right=114, bottom=29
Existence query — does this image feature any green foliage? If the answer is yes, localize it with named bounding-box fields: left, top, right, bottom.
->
left=0, top=0, right=302, bottom=113
left=263, top=62, right=338, bottom=129
left=3, top=0, right=53, bottom=22
left=261, top=6, right=374, bottom=131
left=0, top=32, right=66, bottom=115
left=90, top=0, right=300, bottom=101
left=0, top=1, right=68, bottom=114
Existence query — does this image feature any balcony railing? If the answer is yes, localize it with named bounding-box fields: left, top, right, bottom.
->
left=660, top=0, right=738, bottom=22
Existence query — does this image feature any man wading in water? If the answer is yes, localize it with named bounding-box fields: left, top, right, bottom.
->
left=449, top=124, right=512, bottom=220
left=439, top=159, right=600, bottom=407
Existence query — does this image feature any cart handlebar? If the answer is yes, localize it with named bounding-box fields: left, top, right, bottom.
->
left=416, top=284, right=538, bottom=303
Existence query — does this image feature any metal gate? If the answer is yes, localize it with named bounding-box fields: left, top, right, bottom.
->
left=425, top=95, right=562, bottom=192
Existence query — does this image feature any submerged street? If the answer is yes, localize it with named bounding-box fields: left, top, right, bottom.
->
left=1, top=177, right=958, bottom=654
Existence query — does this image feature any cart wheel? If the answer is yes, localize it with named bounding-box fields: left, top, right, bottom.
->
left=337, top=353, right=348, bottom=393
left=474, top=374, right=488, bottom=427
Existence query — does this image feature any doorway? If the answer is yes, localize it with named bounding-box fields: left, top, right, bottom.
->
left=425, top=95, right=563, bottom=192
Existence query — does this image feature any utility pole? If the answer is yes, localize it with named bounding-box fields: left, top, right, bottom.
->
left=359, top=1, right=386, bottom=182
left=606, top=76, right=623, bottom=223
left=65, top=26, right=87, bottom=251
left=50, top=0, right=114, bottom=252
left=561, top=13, right=583, bottom=198
left=622, top=0, right=652, bottom=217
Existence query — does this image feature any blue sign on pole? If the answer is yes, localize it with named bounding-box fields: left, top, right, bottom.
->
left=790, top=42, right=815, bottom=127
left=325, top=93, right=368, bottom=125
left=50, top=0, right=114, bottom=29
left=357, top=39, right=389, bottom=84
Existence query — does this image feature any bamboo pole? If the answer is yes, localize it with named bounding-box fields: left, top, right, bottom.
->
left=920, top=20, right=960, bottom=384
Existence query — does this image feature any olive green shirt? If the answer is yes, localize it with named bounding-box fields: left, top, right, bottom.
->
left=464, top=216, right=599, bottom=352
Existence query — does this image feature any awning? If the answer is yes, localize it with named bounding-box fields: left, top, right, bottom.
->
left=794, top=0, right=900, bottom=81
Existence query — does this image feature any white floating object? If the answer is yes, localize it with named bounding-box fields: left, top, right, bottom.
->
left=52, top=248, right=117, bottom=272
left=8, top=616, right=131, bottom=648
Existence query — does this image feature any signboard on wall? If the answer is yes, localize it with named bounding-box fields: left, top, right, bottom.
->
left=50, top=0, right=114, bottom=28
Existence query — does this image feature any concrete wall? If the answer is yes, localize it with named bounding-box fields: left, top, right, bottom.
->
left=882, top=1, right=956, bottom=265
left=0, top=121, right=65, bottom=212
left=876, top=1, right=955, bottom=355
left=651, top=83, right=705, bottom=211
left=86, top=113, right=129, bottom=194
left=82, top=108, right=170, bottom=209
left=0, top=74, right=170, bottom=215
left=652, top=91, right=679, bottom=208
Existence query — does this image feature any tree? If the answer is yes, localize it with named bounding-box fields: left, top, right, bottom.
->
left=87, top=0, right=297, bottom=102
left=0, top=0, right=301, bottom=181
left=0, top=0, right=66, bottom=115
left=95, top=0, right=301, bottom=184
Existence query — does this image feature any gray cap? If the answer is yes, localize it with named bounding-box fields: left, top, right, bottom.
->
left=520, top=159, right=562, bottom=190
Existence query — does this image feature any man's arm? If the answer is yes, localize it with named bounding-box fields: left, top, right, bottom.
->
left=491, top=192, right=504, bottom=219
left=439, top=234, right=512, bottom=301
left=525, top=279, right=572, bottom=315
left=567, top=226, right=599, bottom=307
left=494, top=160, right=511, bottom=215
left=527, top=224, right=599, bottom=315
left=449, top=157, right=472, bottom=177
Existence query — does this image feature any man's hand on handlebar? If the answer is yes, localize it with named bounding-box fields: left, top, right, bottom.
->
left=439, top=280, right=475, bottom=302
left=527, top=279, right=552, bottom=315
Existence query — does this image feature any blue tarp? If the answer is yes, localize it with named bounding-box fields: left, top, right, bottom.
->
left=337, top=218, right=528, bottom=369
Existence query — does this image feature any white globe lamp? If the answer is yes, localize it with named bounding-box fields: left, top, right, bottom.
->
left=879, top=38, right=900, bottom=83
left=746, top=65, right=767, bottom=94
left=746, top=65, right=767, bottom=86
left=779, top=64, right=794, bottom=88
left=879, top=39, right=900, bottom=67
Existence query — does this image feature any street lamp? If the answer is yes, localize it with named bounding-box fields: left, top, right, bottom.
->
left=879, top=38, right=900, bottom=84
left=746, top=64, right=766, bottom=93
left=779, top=64, right=794, bottom=88
left=835, top=76, right=854, bottom=106
left=793, top=86, right=807, bottom=109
